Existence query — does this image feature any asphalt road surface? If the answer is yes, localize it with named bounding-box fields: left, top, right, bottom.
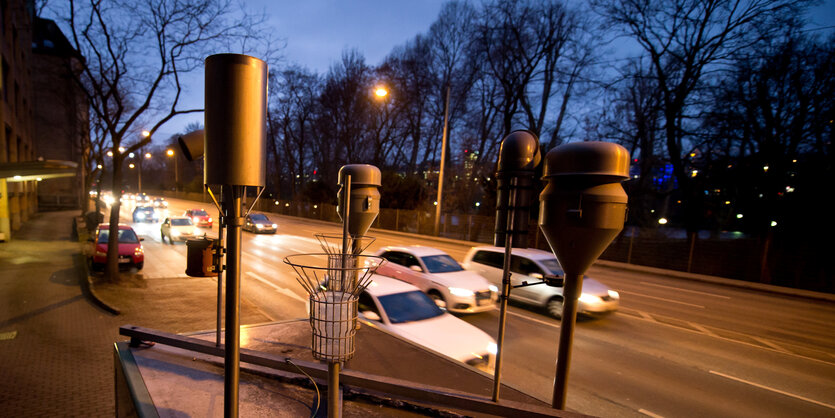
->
left=111, top=196, right=835, bottom=418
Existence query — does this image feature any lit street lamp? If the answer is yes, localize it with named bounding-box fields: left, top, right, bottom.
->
left=167, top=149, right=179, bottom=191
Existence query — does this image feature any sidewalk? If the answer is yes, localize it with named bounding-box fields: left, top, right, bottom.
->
left=0, top=210, right=270, bottom=416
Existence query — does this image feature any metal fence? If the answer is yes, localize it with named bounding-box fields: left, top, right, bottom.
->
left=159, top=191, right=832, bottom=294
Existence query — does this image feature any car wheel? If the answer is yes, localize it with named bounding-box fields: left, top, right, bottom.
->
left=136, top=261, right=144, bottom=271
left=546, top=297, right=564, bottom=318
left=428, top=291, right=447, bottom=310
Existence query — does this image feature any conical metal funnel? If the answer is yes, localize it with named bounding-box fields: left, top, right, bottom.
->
left=538, top=142, right=629, bottom=275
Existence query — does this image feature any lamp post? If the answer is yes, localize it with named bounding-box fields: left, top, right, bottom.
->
left=434, top=83, right=450, bottom=236
left=167, top=149, right=179, bottom=191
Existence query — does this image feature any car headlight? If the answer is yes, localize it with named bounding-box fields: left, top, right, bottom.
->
left=255, top=224, right=264, bottom=229
left=193, top=229, right=200, bottom=235
left=608, top=290, right=620, bottom=299
left=578, top=293, right=601, bottom=304
left=487, top=342, right=498, bottom=355
left=488, top=285, right=499, bottom=293
left=449, top=287, right=474, bottom=297
left=171, top=230, right=180, bottom=236
left=207, top=217, right=212, bottom=223
left=136, top=212, right=145, bottom=219
left=134, top=247, right=143, bottom=255
left=271, top=224, right=277, bottom=228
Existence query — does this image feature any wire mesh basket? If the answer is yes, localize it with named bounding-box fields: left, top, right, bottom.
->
left=284, top=253, right=383, bottom=363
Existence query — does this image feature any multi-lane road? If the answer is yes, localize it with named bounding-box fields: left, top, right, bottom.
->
left=114, top=196, right=835, bottom=417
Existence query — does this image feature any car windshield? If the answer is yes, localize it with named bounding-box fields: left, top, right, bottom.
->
left=192, top=210, right=208, bottom=216
left=538, top=258, right=563, bottom=275
left=421, top=254, right=464, bottom=273
left=171, top=218, right=193, bottom=226
left=250, top=214, right=269, bottom=222
left=98, top=229, right=140, bottom=244
left=377, top=291, right=444, bottom=324
left=140, top=207, right=153, bottom=213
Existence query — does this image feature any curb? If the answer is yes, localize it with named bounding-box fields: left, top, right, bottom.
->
left=75, top=220, right=121, bottom=315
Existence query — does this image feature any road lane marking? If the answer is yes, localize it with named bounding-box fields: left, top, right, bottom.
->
left=618, top=290, right=705, bottom=308
left=639, top=310, right=655, bottom=321
left=639, top=281, right=732, bottom=299
left=506, top=310, right=560, bottom=329
left=689, top=322, right=719, bottom=338
left=639, top=409, right=664, bottom=418
left=709, top=370, right=835, bottom=410
left=620, top=310, right=835, bottom=367
left=751, top=336, right=791, bottom=353
left=245, top=272, right=308, bottom=305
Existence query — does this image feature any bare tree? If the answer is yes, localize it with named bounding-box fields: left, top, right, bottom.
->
left=57, top=0, right=274, bottom=280
left=593, top=0, right=811, bottom=232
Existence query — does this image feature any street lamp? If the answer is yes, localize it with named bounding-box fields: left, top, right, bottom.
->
left=167, top=149, right=179, bottom=191
left=374, top=86, right=388, bottom=98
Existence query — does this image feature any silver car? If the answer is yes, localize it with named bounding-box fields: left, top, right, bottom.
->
left=462, top=246, right=619, bottom=318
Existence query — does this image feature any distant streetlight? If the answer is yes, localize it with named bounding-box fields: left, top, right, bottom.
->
left=770, top=221, right=777, bottom=227
left=118, top=146, right=126, bottom=153
left=128, top=163, right=135, bottom=169
left=658, top=218, right=668, bottom=225
left=374, top=86, right=388, bottom=98
left=736, top=214, right=744, bottom=219
left=142, top=130, right=151, bottom=138
left=106, top=150, right=113, bottom=157
left=129, top=152, right=135, bottom=158
left=166, top=149, right=179, bottom=191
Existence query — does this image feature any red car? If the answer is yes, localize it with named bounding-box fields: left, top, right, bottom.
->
left=184, top=208, right=213, bottom=227
left=87, top=224, right=144, bottom=271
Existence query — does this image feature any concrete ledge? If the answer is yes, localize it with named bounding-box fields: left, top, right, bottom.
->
left=592, top=259, right=835, bottom=303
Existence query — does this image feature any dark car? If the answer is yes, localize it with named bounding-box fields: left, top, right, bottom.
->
left=132, top=206, right=159, bottom=223
left=184, top=209, right=213, bottom=227
left=243, top=213, right=277, bottom=234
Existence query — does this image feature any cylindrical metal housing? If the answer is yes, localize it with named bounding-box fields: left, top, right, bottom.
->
left=494, top=130, right=541, bottom=248
left=204, top=54, right=267, bottom=187
left=538, top=141, right=629, bottom=275
left=337, top=164, right=382, bottom=237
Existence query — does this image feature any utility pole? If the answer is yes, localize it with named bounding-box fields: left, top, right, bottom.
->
left=434, top=84, right=450, bottom=236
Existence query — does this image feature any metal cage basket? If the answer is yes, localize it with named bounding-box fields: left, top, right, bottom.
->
left=284, top=253, right=383, bottom=363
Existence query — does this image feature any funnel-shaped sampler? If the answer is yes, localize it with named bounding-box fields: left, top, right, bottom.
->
left=539, top=142, right=630, bottom=276
left=337, top=164, right=382, bottom=238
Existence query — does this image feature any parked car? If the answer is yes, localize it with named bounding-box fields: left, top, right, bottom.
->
left=462, top=246, right=619, bottom=318
left=358, top=275, right=497, bottom=372
left=184, top=209, right=213, bottom=227
left=243, top=213, right=277, bottom=234
left=372, top=246, right=497, bottom=314
left=160, top=217, right=200, bottom=243
left=87, top=223, right=144, bottom=271
left=152, top=197, right=168, bottom=208
left=132, top=206, right=159, bottom=223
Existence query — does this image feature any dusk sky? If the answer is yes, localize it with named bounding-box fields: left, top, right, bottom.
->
left=153, top=0, right=834, bottom=143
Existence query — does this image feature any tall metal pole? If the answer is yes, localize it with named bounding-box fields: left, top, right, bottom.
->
left=223, top=185, right=243, bottom=418
left=551, top=273, right=583, bottom=409
left=434, top=84, right=450, bottom=236
left=174, top=155, right=180, bottom=191
left=216, top=188, right=225, bottom=348
left=491, top=177, right=516, bottom=402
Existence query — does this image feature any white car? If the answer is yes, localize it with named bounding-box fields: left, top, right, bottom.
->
left=462, top=246, right=619, bottom=318
left=160, top=216, right=200, bottom=243
left=372, top=246, right=498, bottom=314
left=358, top=275, right=497, bottom=372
